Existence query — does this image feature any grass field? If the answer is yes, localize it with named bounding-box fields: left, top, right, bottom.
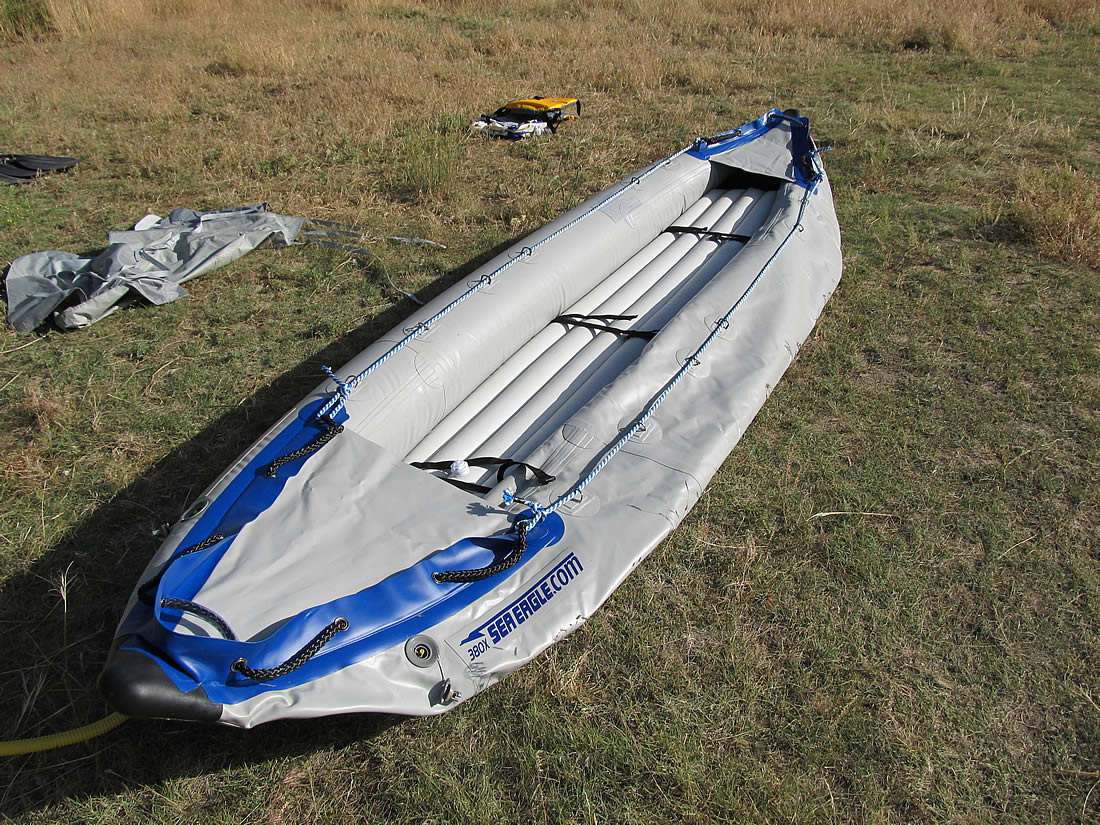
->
left=1, top=1, right=1098, bottom=822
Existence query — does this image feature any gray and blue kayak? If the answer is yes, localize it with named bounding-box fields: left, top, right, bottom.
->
left=99, top=109, right=843, bottom=727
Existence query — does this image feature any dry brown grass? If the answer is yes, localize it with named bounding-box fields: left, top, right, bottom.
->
left=15, top=0, right=1100, bottom=48
left=3, top=0, right=1092, bottom=233
left=1014, top=165, right=1100, bottom=268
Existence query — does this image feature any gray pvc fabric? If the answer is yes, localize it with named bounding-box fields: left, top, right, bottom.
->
left=5, top=204, right=304, bottom=332
left=706, top=118, right=806, bottom=181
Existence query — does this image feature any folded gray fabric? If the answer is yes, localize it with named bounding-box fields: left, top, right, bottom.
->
left=5, top=204, right=305, bottom=332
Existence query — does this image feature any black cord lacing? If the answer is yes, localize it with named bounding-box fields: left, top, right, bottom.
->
left=433, top=521, right=529, bottom=584
left=160, top=597, right=237, bottom=640
left=263, top=416, right=344, bottom=478
left=230, top=617, right=349, bottom=681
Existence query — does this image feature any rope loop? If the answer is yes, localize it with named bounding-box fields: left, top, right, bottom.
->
left=263, top=416, right=344, bottom=478
left=501, top=491, right=547, bottom=521
left=432, top=521, right=530, bottom=584
left=160, top=598, right=237, bottom=640
left=231, top=617, right=349, bottom=681
left=137, top=533, right=226, bottom=605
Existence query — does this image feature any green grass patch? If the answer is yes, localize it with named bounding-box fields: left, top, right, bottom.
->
left=384, top=114, right=468, bottom=202
left=0, top=0, right=46, bottom=36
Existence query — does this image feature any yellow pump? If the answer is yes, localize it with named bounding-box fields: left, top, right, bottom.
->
left=471, top=97, right=581, bottom=139
left=497, top=97, right=581, bottom=121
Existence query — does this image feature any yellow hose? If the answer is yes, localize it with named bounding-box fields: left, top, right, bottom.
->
left=0, top=713, right=128, bottom=756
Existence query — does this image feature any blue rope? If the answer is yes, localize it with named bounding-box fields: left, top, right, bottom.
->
left=501, top=489, right=548, bottom=519
left=516, top=153, right=826, bottom=533
left=321, top=365, right=352, bottom=403
left=314, top=142, right=697, bottom=421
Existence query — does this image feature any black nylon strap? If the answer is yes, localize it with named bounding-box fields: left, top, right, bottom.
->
left=666, top=225, right=753, bottom=243
left=436, top=477, right=494, bottom=495
left=553, top=314, right=657, bottom=340
left=411, top=456, right=556, bottom=487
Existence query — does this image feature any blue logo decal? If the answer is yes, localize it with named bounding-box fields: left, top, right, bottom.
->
left=460, top=553, right=584, bottom=647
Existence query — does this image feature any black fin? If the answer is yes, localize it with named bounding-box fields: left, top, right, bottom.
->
left=99, top=642, right=222, bottom=722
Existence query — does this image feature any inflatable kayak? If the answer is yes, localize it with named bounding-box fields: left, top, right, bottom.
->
left=99, top=109, right=842, bottom=727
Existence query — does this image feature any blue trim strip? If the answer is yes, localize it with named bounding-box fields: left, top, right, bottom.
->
left=121, top=512, right=565, bottom=703
left=688, top=110, right=776, bottom=160
left=117, top=399, right=346, bottom=640
left=688, top=108, right=818, bottom=188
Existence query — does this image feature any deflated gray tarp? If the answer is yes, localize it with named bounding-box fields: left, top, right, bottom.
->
left=5, top=204, right=304, bottom=332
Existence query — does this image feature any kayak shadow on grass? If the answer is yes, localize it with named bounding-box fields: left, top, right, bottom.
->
left=0, top=238, right=519, bottom=816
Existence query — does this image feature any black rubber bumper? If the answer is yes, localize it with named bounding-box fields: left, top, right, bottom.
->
left=99, top=642, right=222, bottom=722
